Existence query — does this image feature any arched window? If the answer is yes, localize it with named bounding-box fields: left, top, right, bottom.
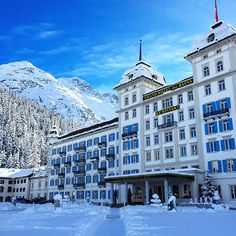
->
left=217, top=61, right=223, bottom=72
left=203, top=66, right=210, bottom=77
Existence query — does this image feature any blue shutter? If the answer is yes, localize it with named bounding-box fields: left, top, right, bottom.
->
left=123, top=142, right=125, bottom=151
left=218, top=161, right=222, bottom=173
left=205, top=124, right=208, bottom=135
left=116, top=146, right=119, bottom=154
left=216, top=101, right=221, bottom=111
left=223, top=160, right=227, bottom=172
left=206, top=143, right=210, bottom=153
left=214, top=122, right=218, bottom=133
left=128, top=125, right=132, bottom=133
left=128, top=141, right=131, bottom=150
left=230, top=138, right=235, bottom=149
left=202, top=104, right=206, bottom=114
left=226, top=97, right=231, bottom=109
left=208, top=161, right=212, bottom=173
left=123, top=157, right=125, bottom=164
left=135, top=123, right=139, bottom=132
left=131, top=140, right=133, bottom=149
left=128, top=155, right=130, bottom=164
left=136, top=140, right=139, bottom=148
left=219, top=120, right=223, bottom=132
left=228, top=118, right=233, bottom=130
left=221, top=140, right=225, bottom=151
left=137, top=154, right=139, bottom=163
left=215, top=141, right=220, bottom=152
left=108, top=135, right=111, bottom=142
left=233, top=159, right=236, bottom=172
left=116, top=132, right=119, bottom=139
left=212, top=102, right=216, bottom=112
left=108, top=190, right=110, bottom=199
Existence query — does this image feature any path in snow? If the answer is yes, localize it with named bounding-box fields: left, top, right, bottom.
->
left=84, top=208, right=125, bottom=236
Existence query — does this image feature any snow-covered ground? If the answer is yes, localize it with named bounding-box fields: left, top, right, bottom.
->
left=0, top=203, right=236, bottom=236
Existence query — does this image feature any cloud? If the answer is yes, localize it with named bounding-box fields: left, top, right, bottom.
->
left=15, top=48, right=35, bottom=54
left=37, top=30, right=63, bottom=39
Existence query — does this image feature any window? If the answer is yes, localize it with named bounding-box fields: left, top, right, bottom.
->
left=0, top=180, right=4, bottom=184
left=153, top=117, right=158, bottom=128
left=165, top=132, right=173, bottom=143
left=153, top=102, right=158, bottom=112
left=125, top=96, right=129, bottom=106
left=179, top=111, right=184, bottom=122
left=222, top=138, right=235, bottom=151
left=165, top=148, right=174, bottom=159
left=220, top=99, right=227, bottom=110
left=222, top=119, right=231, bottom=132
left=146, top=152, right=151, bottom=161
left=188, top=91, right=193, bottom=101
left=191, top=144, right=198, bottom=155
left=216, top=61, right=223, bottom=72
left=146, top=136, right=150, bottom=146
left=0, top=186, right=4, bottom=192
left=163, top=113, right=174, bottom=124
left=189, top=108, right=195, bottom=119
left=205, top=84, right=211, bottom=95
left=154, top=149, right=160, bottom=160
left=145, top=119, right=150, bottom=130
left=203, top=66, right=210, bottom=77
left=154, top=134, right=159, bottom=145
left=132, top=93, right=137, bottom=103
left=162, top=98, right=173, bottom=109
left=178, top=94, right=183, bottom=104
left=180, top=146, right=187, bottom=157
left=219, top=80, right=225, bottom=91
left=190, top=126, right=196, bottom=138
left=132, top=109, right=137, bottom=118
left=125, top=112, right=129, bottom=120
left=227, top=160, right=235, bottom=172
left=208, top=123, right=215, bottom=134
left=145, top=105, right=150, bottom=114
left=179, top=128, right=185, bottom=140
left=208, top=141, right=218, bottom=152
left=206, top=103, right=212, bottom=113
left=230, top=185, right=236, bottom=199
left=212, top=160, right=219, bottom=173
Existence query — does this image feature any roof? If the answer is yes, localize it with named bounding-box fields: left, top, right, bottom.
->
left=31, top=166, right=47, bottom=178
left=58, top=117, right=119, bottom=140
left=0, top=168, right=33, bottom=178
left=186, top=21, right=236, bottom=58
left=105, top=169, right=197, bottom=183
left=114, top=61, right=166, bottom=89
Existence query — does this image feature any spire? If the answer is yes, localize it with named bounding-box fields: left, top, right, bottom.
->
left=214, top=0, right=219, bottom=22
left=139, top=39, right=142, bottom=61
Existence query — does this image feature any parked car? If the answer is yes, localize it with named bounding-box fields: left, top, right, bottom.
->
left=15, top=198, right=31, bottom=204
left=32, top=198, right=54, bottom=204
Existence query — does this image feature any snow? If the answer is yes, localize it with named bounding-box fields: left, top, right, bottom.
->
left=0, top=168, right=32, bottom=178
left=0, top=203, right=236, bottom=236
left=115, top=61, right=166, bottom=88
left=0, top=61, right=118, bottom=126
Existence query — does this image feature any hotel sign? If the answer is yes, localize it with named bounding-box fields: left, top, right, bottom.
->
left=155, top=105, right=180, bottom=116
left=143, top=78, right=193, bottom=101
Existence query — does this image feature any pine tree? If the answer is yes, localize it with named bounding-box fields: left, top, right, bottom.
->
left=201, top=171, right=216, bottom=203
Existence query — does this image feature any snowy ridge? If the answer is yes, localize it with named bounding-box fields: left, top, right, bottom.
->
left=0, top=61, right=118, bottom=126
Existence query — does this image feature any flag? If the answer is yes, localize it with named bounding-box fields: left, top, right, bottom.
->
left=215, top=0, right=219, bottom=22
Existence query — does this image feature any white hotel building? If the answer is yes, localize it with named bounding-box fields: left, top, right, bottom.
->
left=48, top=20, right=236, bottom=204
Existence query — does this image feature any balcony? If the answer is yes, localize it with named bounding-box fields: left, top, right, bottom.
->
left=203, top=108, right=229, bottom=119
left=98, top=167, right=107, bottom=173
left=122, top=131, right=137, bottom=140
left=58, top=184, right=64, bottom=190
left=73, top=183, right=85, bottom=189
left=98, top=181, right=106, bottom=187
left=73, top=169, right=86, bottom=175
left=74, top=146, right=86, bottom=153
left=59, top=151, right=66, bottom=156
left=64, top=160, right=71, bottom=166
left=98, top=141, right=107, bottom=148
left=105, top=153, right=115, bottom=160
left=58, top=173, right=65, bottom=178
left=157, top=121, right=177, bottom=130
left=90, top=156, right=99, bottom=162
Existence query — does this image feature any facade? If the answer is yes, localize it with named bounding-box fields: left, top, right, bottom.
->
left=0, top=168, right=33, bottom=202
left=47, top=20, right=236, bottom=204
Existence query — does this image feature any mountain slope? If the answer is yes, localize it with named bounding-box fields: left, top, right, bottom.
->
left=0, top=61, right=118, bottom=126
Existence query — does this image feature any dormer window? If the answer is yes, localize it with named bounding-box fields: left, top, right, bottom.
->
left=203, top=66, right=210, bottom=77
left=128, top=74, right=133, bottom=79
left=152, top=74, right=157, bottom=79
left=216, top=61, right=223, bottom=72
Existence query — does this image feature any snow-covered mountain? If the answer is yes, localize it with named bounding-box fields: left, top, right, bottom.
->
left=0, top=61, right=118, bottom=126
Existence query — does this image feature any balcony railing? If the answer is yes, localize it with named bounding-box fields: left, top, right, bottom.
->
left=64, top=160, right=71, bottom=166
left=105, top=153, right=115, bottom=160
left=98, top=167, right=107, bottom=173
left=157, top=121, right=177, bottom=130
left=59, top=151, right=66, bottom=156
left=98, top=141, right=107, bottom=148
left=53, top=162, right=60, bottom=167
left=98, top=181, right=106, bottom=187
left=73, top=169, right=86, bottom=175
left=73, top=183, right=85, bottom=188
left=203, top=108, right=229, bottom=118
left=90, top=156, right=99, bottom=162
left=122, top=131, right=137, bottom=139
left=58, top=184, right=64, bottom=190
left=58, top=173, right=65, bottom=178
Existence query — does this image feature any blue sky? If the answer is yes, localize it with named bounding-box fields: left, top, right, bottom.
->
left=0, top=0, right=236, bottom=92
